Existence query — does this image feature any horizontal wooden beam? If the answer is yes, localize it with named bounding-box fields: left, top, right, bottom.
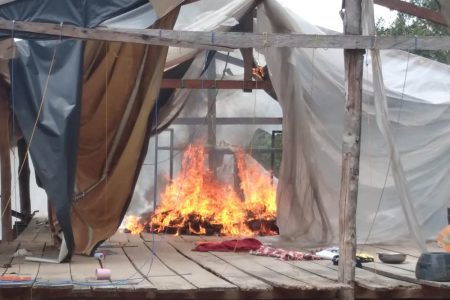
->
left=0, top=20, right=449, bottom=50
left=172, top=117, right=282, bottom=125
left=161, top=79, right=272, bottom=90
left=374, top=0, right=447, bottom=26
left=157, top=146, right=282, bottom=154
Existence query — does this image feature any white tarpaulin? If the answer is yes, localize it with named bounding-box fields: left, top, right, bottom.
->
left=258, top=0, right=450, bottom=245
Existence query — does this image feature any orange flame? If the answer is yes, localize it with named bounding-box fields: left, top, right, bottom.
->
left=124, top=215, right=145, bottom=235
left=148, top=143, right=278, bottom=236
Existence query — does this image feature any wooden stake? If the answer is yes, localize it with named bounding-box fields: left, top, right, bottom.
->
left=339, top=0, right=364, bottom=299
left=207, top=56, right=218, bottom=172
left=0, top=83, right=12, bottom=242
left=17, top=138, right=31, bottom=219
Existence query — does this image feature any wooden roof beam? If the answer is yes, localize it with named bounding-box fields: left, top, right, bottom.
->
left=0, top=20, right=449, bottom=50
left=374, top=0, right=448, bottom=26
left=160, top=79, right=273, bottom=90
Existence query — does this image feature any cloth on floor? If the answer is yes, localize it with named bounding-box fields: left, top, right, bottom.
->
left=315, top=247, right=339, bottom=260
left=250, top=245, right=321, bottom=261
left=193, top=238, right=262, bottom=252
left=332, top=253, right=374, bottom=268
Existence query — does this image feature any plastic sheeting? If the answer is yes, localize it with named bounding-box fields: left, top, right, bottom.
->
left=258, top=1, right=450, bottom=246
left=0, top=0, right=149, bottom=259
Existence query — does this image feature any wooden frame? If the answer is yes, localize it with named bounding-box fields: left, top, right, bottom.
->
left=0, top=20, right=449, bottom=51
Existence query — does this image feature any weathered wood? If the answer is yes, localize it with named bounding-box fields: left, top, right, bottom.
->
left=168, top=238, right=273, bottom=292
left=33, top=244, right=73, bottom=293
left=123, top=239, right=197, bottom=293
left=240, top=10, right=255, bottom=93
left=0, top=87, right=12, bottom=242
left=207, top=57, right=218, bottom=172
left=2, top=242, right=45, bottom=288
left=374, top=0, right=447, bottom=26
left=17, top=139, right=31, bottom=219
left=313, top=260, right=420, bottom=291
left=16, top=217, right=52, bottom=244
left=172, top=117, right=282, bottom=125
left=0, top=20, right=450, bottom=50
left=100, top=246, right=155, bottom=294
left=70, top=252, right=101, bottom=294
left=209, top=251, right=317, bottom=290
left=339, top=1, right=364, bottom=299
left=0, top=241, right=20, bottom=272
left=161, top=79, right=273, bottom=90
left=144, top=241, right=237, bottom=291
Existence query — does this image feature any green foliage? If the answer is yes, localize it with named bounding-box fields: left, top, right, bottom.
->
left=376, top=0, right=450, bottom=64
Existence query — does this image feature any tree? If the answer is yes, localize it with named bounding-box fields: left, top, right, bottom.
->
left=376, top=0, right=450, bottom=64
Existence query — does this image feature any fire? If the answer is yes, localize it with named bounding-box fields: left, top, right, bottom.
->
left=124, top=215, right=145, bottom=235
left=149, top=143, right=278, bottom=236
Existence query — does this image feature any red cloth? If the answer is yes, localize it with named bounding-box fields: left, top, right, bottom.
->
left=193, top=238, right=262, bottom=252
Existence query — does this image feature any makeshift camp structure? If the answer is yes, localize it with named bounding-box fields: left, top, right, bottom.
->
left=0, top=0, right=449, bottom=299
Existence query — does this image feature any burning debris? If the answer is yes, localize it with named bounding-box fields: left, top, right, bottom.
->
left=125, top=143, right=278, bottom=236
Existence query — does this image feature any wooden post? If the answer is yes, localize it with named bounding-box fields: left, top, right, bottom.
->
left=240, top=10, right=255, bottom=93
left=207, top=55, right=218, bottom=172
left=0, top=85, right=12, bottom=242
left=339, top=0, right=364, bottom=299
left=17, top=138, right=31, bottom=219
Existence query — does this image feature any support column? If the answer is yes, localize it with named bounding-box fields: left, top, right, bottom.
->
left=0, top=85, right=12, bottom=242
left=207, top=55, right=218, bottom=172
left=339, top=0, right=364, bottom=299
left=17, top=138, right=31, bottom=219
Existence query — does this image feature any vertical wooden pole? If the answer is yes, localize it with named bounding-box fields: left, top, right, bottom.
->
left=240, top=10, right=254, bottom=93
left=17, top=138, right=31, bottom=219
left=339, top=0, right=364, bottom=299
left=207, top=56, right=217, bottom=172
left=0, top=88, right=12, bottom=242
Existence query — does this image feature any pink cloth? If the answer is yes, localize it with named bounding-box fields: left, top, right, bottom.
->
left=193, top=238, right=262, bottom=252
left=250, top=245, right=321, bottom=261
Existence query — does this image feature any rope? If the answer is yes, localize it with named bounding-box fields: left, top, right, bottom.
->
left=1, top=23, right=62, bottom=220
left=359, top=50, right=411, bottom=252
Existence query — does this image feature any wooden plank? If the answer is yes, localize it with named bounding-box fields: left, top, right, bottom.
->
left=361, top=259, right=450, bottom=289
left=369, top=242, right=441, bottom=258
left=33, top=244, right=73, bottom=297
left=339, top=1, right=364, bottom=299
left=312, top=260, right=420, bottom=291
left=161, top=79, right=272, bottom=90
left=358, top=244, right=450, bottom=289
left=14, top=216, right=53, bottom=246
left=141, top=232, right=171, bottom=242
left=168, top=238, right=273, bottom=292
left=209, top=251, right=318, bottom=290
left=124, top=239, right=196, bottom=293
left=0, top=241, right=20, bottom=272
left=107, top=231, right=129, bottom=244
left=144, top=241, right=237, bottom=291
left=374, top=0, right=447, bottom=26
left=100, top=246, right=155, bottom=294
left=17, top=139, right=31, bottom=219
left=172, top=117, right=282, bottom=125
left=0, top=20, right=450, bottom=50
left=249, top=255, right=347, bottom=291
left=0, top=86, right=12, bottom=242
left=69, top=252, right=101, bottom=294
left=1, top=242, right=45, bottom=288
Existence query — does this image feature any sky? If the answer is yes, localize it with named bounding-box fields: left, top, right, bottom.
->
left=277, top=0, right=398, bottom=32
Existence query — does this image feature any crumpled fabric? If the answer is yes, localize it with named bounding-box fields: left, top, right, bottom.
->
left=192, top=238, right=262, bottom=252
left=250, top=245, right=321, bottom=261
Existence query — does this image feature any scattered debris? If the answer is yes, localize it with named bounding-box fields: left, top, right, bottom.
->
left=11, top=248, right=32, bottom=257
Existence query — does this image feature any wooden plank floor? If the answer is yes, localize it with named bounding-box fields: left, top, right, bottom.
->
left=1, top=218, right=450, bottom=299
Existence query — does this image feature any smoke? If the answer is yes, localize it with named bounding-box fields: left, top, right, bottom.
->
left=128, top=50, right=282, bottom=217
